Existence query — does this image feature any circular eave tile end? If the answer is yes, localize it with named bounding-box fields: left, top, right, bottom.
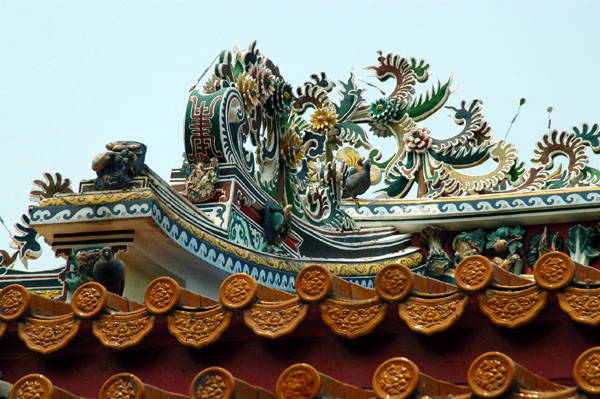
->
left=10, top=374, right=53, bottom=399
left=99, top=373, right=144, bottom=399
left=276, top=363, right=321, bottom=399
left=72, top=282, right=107, bottom=318
left=375, top=263, right=413, bottom=302
left=574, top=346, right=600, bottom=395
left=468, top=352, right=515, bottom=398
left=534, top=251, right=574, bottom=291
left=455, top=255, right=493, bottom=292
left=145, top=277, right=181, bottom=315
left=296, top=265, right=332, bottom=303
left=372, top=357, right=420, bottom=399
left=191, top=367, right=235, bottom=399
left=0, top=284, right=30, bottom=321
left=219, top=273, right=258, bottom=310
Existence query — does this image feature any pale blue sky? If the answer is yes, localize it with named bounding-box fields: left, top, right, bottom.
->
left=1, top=1, right=599, bottom=269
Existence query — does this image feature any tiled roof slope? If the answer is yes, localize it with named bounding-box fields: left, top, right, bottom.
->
left=6, top=349, right=600, bottom=399
left=1, top=252, right=600, bottom=354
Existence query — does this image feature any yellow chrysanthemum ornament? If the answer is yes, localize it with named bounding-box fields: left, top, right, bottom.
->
left=335, top=147, right=382, bottom=185
left=281, top=125, right=305, bottom=168
left=310, top=106, right=337, bottom=133
left=236, top=72, right=259, bottom=114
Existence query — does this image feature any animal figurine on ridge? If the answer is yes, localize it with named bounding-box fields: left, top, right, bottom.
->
left=342, top=158, right=372, bottom=202
left=92, top=141, right=147, bottom=190
left=262, top=200, right=293, bottom=250
left=93, top=246, right=125, bottom=295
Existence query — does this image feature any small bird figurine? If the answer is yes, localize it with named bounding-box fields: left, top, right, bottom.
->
left=342, top=158, right=372, bottom=200
left=93, top=247, right=125, bottom=295
left=262, top=200, right=293, bottom=248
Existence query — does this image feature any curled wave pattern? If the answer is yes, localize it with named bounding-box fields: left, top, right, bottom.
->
left=150, top=201, right=296, bottom=290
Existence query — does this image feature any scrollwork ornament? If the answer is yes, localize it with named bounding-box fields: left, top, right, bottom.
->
left=100, top=374, right=143, bottom=399
left=29, top=172, right=73, bottom=203
left=296, top=265, right=332, bottom=303
left=574, top=347, right=600, bottom=394
left=398, top=293, right=467, bottom=335
left=92, top=309, right=155, bottom=349
left=191, top=367, right=235, bottom=399
left=468, top=352, right=516, bottom=398
left=375, top=263, right=413, bottom=302
left=534, top=251, right=574, bottom=290
left=144, top=277, right=180, bottom=315
left=372, top=357, right=420, bottom=399
left=321, top=297, right=388, bottom=339
left=558, top=287, right=600, bottom=325
left=243, top=297, right=308, bottom=338
left=10, top=375, right=52, bottom=399
left=18, top=314, right=81, bottom=354
left=167, top=306, right=232, bottom=348
left=0, top=284, right=30, bottom=321
left=455, top=255, right=493, bottom=292
left=71, top=282, right=107, bottom=318
left=478, top=286, right=547, bottom=328
left=276, top=364, right=320, bottom=399
left=219, top=273, right=257, bottom=310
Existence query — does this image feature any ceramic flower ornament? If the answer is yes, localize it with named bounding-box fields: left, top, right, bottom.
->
left=237, top=72, right=259, bottom=114
left=369, top=98, right=399, bottom=124
left=281, top=125, right=305, bottom=168
left=404, top=127, right=432, bottom=153
left=310, top=106, right=338, bottom=133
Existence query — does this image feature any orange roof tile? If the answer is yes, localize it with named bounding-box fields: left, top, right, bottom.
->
left=1, top=252, right=599, bottom=354
left=6, top=349, right=600, bottom=399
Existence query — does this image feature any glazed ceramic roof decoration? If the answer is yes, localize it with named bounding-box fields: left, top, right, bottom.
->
left=2, top=41, right=600, bottom=397
left=2, top=251, right=600, bottom=354
left=7, top=348, right=600, bottom=399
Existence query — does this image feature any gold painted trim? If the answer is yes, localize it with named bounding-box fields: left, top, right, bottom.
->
left=354, top=186, right=600, bottom=206
left=154, top=195, right=423, bottom=276
left=40, top=190, right=154, bottom=207
left=36, top=187, right=423, bottom=276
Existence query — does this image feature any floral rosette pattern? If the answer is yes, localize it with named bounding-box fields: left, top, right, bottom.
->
left=100, top=374, right=143, bottom=399
left=248, top=61, right=275, bottom=105
left=403, top=128, right=432, bottom=153
left=219, top=274, right=257, bottom=310
left=478, top=286, right=547, bottom=328
left=144, top=277, right=180, bottom=315
left=455, top=255, right=493, bottom=292
left=266, top=78, right=294, bottom=118
left=71, top=282, right=107, bottom=318
left=295, top=265, right=332, bottom=303
left=574, top=347, right=600, bottom=394
left=92, top=308, right=155, bottom=349
left=276, top=364, right=320, bottom=399
left=310, top=107, right=337, bottom=134
left=534, top=251, right=574, bottom=290
left=372, top=358, right=420, bottom=399
left=191, top=367, right=235, bottom=399
left=468, top=352, right=515, bottom=398
left=19, top=314, right=81, bottom=353
left=0, top=284, right=30, bottom=321
left=11, top=375, right=53, bottom=399
left=281, top=126, right=305, bottom=168
left=243, top=298, right=308, bottom=338
left=370, top=98, right=399, bottom=125
left=375, top=263, right=413, bottom=302
left=236, top=72, right=259, bottom=114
